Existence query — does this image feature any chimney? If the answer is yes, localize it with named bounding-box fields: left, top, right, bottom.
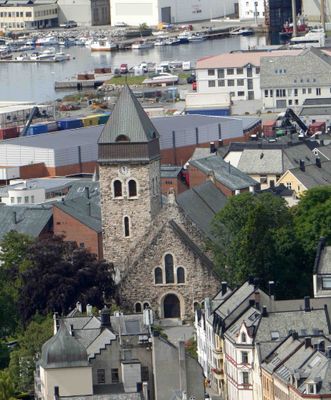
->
left=254, top=277, right=259, bottom=289
left=254, top=291, right=260, bottom=310
left=86, top=304, right=93, bottom=316
left=53, top=312, right=59, bottom=335
left=304, top=296, right=311, bottom=312
left=13, top=211, right=17, bottom=224
left=299, top=159, right=305, bottom=171
left=76, top=301, right=82, bottom=313
left=292, top=331, right=299, bottom=340
left=85, top=186, right=90, bottom=199
left=249, top=299, right=256, bottom=307
left=218, top=139, right=223, bottom=147
left=87, top=201, right=91, bottom=216
left=316, top=157, right=322, bottom=168
left=100, top=306, right=111, bottom=327
left=318, top=340, right=325, bottom=353
left=248, top=275, right=254, bottom=285
left=268, top=280, right=275, bottom=296
left=210, top=141, right=216, bottom=153
left=221, top=281, right=227, bottom=296
left=262, top=306, right=268, bottom=317
left=305, top=337, right=312, bottom=348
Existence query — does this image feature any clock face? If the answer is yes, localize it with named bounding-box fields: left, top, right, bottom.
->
left=119, top=166, right=129, bottom=175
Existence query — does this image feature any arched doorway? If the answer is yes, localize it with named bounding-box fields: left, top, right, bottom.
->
left=163, top=294, right=180, bottom=318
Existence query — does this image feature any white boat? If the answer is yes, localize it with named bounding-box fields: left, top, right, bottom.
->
left=90, top=39, right=117, bottom=51
left=53, top=52, right=70, bottom=62
left=165, top=37, right=181, bottom=45
left=143, top=72, right=179, bottom=85
left=16, top=53, right=30, bottom=61
left=188, top=33, right=206, bottom=42
left=30, top=48, right=55, bottom=61
left=154, top=38, right=166, bottom=46
left=132, top=40, right=154, bottom=49
left=35, top=36, right=59, bottom=46
left=230, top=27, right=254, bottom=36
left=290, top=30, right=325, bottom=47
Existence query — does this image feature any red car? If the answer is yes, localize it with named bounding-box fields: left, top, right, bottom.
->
left=120, top=63, right=128, bottom=74
left=192, top=81, right=197, bottom=91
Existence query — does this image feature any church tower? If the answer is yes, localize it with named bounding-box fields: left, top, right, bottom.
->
left=98, top=86, right=162, bottom=281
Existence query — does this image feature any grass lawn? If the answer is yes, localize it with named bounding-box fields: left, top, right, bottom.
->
left=107, top=75, right=146, bottom=85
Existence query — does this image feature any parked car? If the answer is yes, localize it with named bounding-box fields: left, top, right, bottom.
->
left=187, top=74, right=196, bottom=84
left=114, top=21, right=128, bottom=27
left=120, top=63, right=128, bottom=74
left=60, top=20, right=77, bottom=28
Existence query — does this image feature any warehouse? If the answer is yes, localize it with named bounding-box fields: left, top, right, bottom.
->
left=0, top=114, right=260, bottom=178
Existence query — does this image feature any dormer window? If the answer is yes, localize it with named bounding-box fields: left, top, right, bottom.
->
left=307, top=383, right=316, bottom=394
left=115, top=135, right=130, bottom=142
left=241, top=332, right=247, bottom=343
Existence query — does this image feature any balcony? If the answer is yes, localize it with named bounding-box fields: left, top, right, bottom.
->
left=211, top=368, right=224, bottom=378
left=214, top=349, right=224, bottom=360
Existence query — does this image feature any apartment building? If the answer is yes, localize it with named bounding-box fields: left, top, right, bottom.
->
left=239, top=0, right=265, bottom=21
left=261, top=47, right=331, bottom=110
left=195, top=50, right=301, bottom=103
left=0, top=0, right=58, bottom=30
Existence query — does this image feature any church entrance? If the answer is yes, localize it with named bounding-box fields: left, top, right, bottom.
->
left=163, top=294, right=180, bottom=318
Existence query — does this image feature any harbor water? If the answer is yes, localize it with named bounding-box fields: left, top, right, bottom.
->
left=0, top=34, right=267, bottom=103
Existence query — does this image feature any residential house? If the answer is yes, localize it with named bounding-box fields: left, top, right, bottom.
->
left=188, top=154, right=257, bottom=196
left=313, top=237, right=331, bottom=298
left=277, top=159, right=331, bottom=197
left=260, top=48, right=331, bottom=110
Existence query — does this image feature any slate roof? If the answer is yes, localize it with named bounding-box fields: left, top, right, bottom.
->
left=288, top=160, right=331, bottom=189
left=225, top=306, right=261, bottom=343
left=160, top=165, right=182, bottom=179
left=190, top=155, right=257, bottom=190
left=315, top=239, right=331, bottom=275
left=176, top=181, right=227, bottom=240
left=54, top=196, right=101, bottom=233
left=65, top=181, right=100, bottom=201
left=299, top=106, right=331, bottom=116
left=98, top=85, right=159, bottom=144
left=0, top=204, right=52, bottom=240
left=316, top=145, right=331, bottom=161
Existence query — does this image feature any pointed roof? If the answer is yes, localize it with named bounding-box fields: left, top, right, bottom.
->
left=98, top=85, right=159, bottom=144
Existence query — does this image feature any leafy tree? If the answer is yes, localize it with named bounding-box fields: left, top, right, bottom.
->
left=0, top=370, right=16, bottom=400
left=0, top=343, right=10, bottom=370
left=18, top=236, right=115, bottom=324
left=211, top=192, right=306, bottom=298
left=293, top=186, right=331, bottom=259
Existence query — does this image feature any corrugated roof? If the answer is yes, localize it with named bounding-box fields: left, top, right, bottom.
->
left=190, top=155, right=257, bottom=190
left=98, top=85, right=159, bottom=144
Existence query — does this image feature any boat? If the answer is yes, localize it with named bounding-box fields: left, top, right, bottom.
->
left=90, top=39, right=117, bottom=51
left=188, top=33, right=206, bottom=42
left=165, top=37, right=181, bottom=45
left=177, top=31, right=191, bottom=44
left=16, top=53, right=30, bottom=61
left=35, top=36, right=59, bottom=46
left=143, top=72, right=179, bottom=85
left=0, top=50, right=12, bottom=60
left=53, top=52, right=70, bottom=62
left=154, top=38, right=166, bottom=46
left=131, top=40, right=154, bottom=49
left=279, top=17, right=308, bottom=40
left=290, top=30, right=325, bottom=48
left=230, top=27, right=254, bottom=36
left=30, top=48, right=56, bottom=61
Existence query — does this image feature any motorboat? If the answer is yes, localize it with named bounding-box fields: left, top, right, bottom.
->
left=0, top=50, right=12, bottom=60
left=290, top=30, right=325, bottom=48
left=53, top=52, right=70, bottom=61
left=90, top=39, right=117, bottom=51
left=279, top=17, right=308, bottom=40
left=188, top=33, right=206, bottom=42
left=165, top=37, right=181, bottom=45
left=16, top=53, right=30, bottom=61
left=154, top=38, right=166, bottom=46
left=143, top=72, right=179, bottom=85
left=177, top=31, right=191, bottom=43
left=131, top=40, right=154, bottom=49
left=35, top=36, right=59, bottom=46
left=30, top=48, right=55, bottom=61
left=230, top=27, right=254, bottom=36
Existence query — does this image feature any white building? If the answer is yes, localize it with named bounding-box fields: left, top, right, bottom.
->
left=57, top=0, right=110, bottom=26
left=239, top=0, right=265, bottom=21
left=260, top=47, right=331, bottom=110
left=195, top=50, right=301, bottom=103
left=110, top=0, right=236, bottom=26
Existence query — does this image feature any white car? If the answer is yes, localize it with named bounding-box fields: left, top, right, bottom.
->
left=114, top=21, right=128, bottom=27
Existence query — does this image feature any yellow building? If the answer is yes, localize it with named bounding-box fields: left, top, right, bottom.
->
left=0, top=1, right=58, bottom=31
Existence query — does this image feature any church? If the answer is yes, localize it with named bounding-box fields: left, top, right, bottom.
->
left=98, top=86, right=220, bottom=320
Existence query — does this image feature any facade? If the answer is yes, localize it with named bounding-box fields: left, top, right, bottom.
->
left=57, top=0, right=110, bottom=26
left=110, top=0, right=235, bottom=26
left=261, top=48, right=331, bottom=110
left=239, top=0, right=265, bottom=21
left=313, top=238, right=331, bottom=298
left=0, top=1, right=58, bottom=31
left=160, top=165, right=187, bottom=196
left=98, top=85, right=220, bottom=320
left=302, top=0, right=331, bottom=22
left=195, top=50, right=301, bottom=103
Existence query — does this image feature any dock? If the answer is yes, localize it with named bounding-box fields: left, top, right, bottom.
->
left=55, top=73, right=112, bottom=90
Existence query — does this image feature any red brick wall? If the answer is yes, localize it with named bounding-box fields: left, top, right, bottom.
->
left=161, top=177, right=188, bottom=196
left=53, top=205, right=102, bottom=259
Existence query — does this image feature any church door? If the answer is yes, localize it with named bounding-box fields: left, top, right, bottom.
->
left=163, top=294, right=180, bottom=318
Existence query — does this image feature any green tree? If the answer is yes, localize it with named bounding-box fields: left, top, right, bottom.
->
left=211, top=192, right=306, bottom=298
left=0, top=370, right=16, bottom=400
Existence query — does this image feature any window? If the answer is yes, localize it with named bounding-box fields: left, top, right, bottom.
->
left=237, top=79, right=244, bottom=86
left=208, top=80, right=216, bottom=87
left=295, top=99, right=299, bottom=105
left=111, top=369, right=119, bottom=383
left=25, top=11, right=32, bottom=17
left=97, top=369, right=105, bottom=384
left=135, top=302, right=142, bottom=313
left=17, top=197, right=22, bottom=204
left=143, top=302, right=150, bottom=309
left=113, top=180, right=122, bottom=197
left=308, top=384, right=315, bottom=394
left=218, top=80, right=225, bottom=87
left=165, top=253, right=174, bottom=284
left=217, top=69, right=224, bottom=78
left=237, top=68, right=243, bottom=74
left=242, top=351, right=248, bottom=364
left=264, top=90, right=268, bottom=97
left=242, top=372, right=249, bottom=385
left=128, top=179, right=137, bottom=197
left=24, top=196, right=29, bottom=204
left=270, top=90, right=273, bottom=97
left=322, top=277, right=331, bottom=289
left=124, top=216, right=130, bottom=237
left=194, top=301, right=200, bottom=311
left=116, top=134, right=130, bottom=142
left=308, top=88, right=312, bottom=94
left=227, top=68, right=234, bottom=75
left=316, top=88, right=321, bottom=96
left=31, top=195, right=35, bottom=203
left=294, top=89, right=298, bottom=97
left=255, top=67, right=260, bottom=74
left=288, top=100, right=292, bottom=105
left=208, top=69, right=215, bottom=76
left=286, top=182, right=292, bottom=190
left=177, top=267, right=185, bottom=283
left=302, top=88, right=306, bottom=94
left=10, top=197, right=14, bottom=204
left=227, top=79, right=235, bottom=86
left=237, top=91, right=245, bottom=97
left=154, top=267, right=163, bottom=284
left=79, top=243, right=85, bottom=248
left=247, top=79, right=253, bottom=90
left=241, top=332, right=247, bottom=343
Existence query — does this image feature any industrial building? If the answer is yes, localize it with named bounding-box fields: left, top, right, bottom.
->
left=57, top=0, right=110, bottom=26
left=0, top=114, right=260, bottom=179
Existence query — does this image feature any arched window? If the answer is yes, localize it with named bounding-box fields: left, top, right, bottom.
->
left=193, top=301, right=200, bottom=311
left=128, top=179, right=137, bottom=198
left=124, top=216, right=130, bottom=237
left=135, top=302, right=142, bottom=313
left=143, top=302, right=150, bottom=310
left=165, top=254, right=174, bottom=284
left=154, top=267, right=163, bottom=284
left=113, top=180, right=122, bottom=198
left=241, top=332, right=247, bottom=343
left=116, top=135, right=130, bottom=142
left=177, top=267, right=185, bottom=284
